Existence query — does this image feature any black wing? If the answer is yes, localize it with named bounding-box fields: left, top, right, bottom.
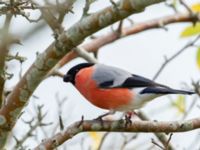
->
left=99, top=74, right=168, bottom=89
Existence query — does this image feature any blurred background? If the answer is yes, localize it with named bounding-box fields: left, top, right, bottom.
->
left=1, top=0, right=200, bottom=149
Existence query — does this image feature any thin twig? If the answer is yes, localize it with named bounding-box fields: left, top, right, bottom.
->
left=179, top=0, right=193, bottom=15
left=137, top=111, right=174, bottom=150
left=181, top=97, right=198, bottom=120
left=152, top=138, right=165, bottom=150
left=53, top=13, right=199, bottom=71
left=165, top=133, right=173, bottom=150
left=74, top=47, right=98, bottom=63
left=14, top=105, right=52, bottom=148
left=153, top=35, right=200, bottom=80
left=120, top=133, right=138, bottom=150
left=97, top=132, right=110, bottom=150
left=0, top=14, right=13, bottom=107
left=82, top=0, right=90, bottom=17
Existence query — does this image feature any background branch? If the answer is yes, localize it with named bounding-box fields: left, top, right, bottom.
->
left=0, top=14, right=12, bottom=107
left=137, top=111, right=174, bottom=150
left=153, top=34, right=200, bottom=80
left=52, top=13, right=199, bottom=71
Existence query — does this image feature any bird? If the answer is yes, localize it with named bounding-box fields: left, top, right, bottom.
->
left=63, top=63, right=194, bottom=112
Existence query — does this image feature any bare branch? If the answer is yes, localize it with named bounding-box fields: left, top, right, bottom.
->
left=153, top=34, right=200, bottom=80
left=82, top=0, right=91, bottom=17
left=54, top=13, right=200, bottom=70
left=6, top=53, right=27, bottom=62
left=182, top=97, right=198, bottom=120
left=152, top=138, right=165, bottom=150
left=165, top=133, right=173, bottom=150
left=74, top=47, right=98, bottom=63
left=14, top=105, right=52, bottom=149
left=35, top=117, right=200, bottom=149
left=56, top=0, right=74, bottom=23
left=97, top=132, right=110, bottom=150
left=179, top=0, right=193, bottom=16
left=39, top=6, right=64, bottom=33
left=0, top=14, right=12, bottom=108
left=138, top=111, right=175, bottom=150
left=0, top=1, right=41, bottom=22
left=50, top=71, right=64, bottom=78
left=120, top=133, right=138, bottom=150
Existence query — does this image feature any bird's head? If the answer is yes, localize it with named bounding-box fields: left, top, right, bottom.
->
left=63, top=63, right=94, bottom=85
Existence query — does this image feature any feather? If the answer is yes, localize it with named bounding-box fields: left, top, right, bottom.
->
left=93, top=64, right=164, bottom=89
left=140, top=87, right=194, bottom=95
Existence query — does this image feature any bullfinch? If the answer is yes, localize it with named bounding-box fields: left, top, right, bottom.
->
left=63, top=63, right=194, bottom=112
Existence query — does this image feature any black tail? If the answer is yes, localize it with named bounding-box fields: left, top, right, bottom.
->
left=140, top=87, right=195, bottom=95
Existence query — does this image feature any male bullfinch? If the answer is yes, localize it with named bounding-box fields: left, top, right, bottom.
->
left=63, top=63, right=194, bottom=112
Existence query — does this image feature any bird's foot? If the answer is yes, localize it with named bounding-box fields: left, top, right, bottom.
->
left=124, top=111, right=137, bottom=127
left=124, top=113, right=132, bottom=128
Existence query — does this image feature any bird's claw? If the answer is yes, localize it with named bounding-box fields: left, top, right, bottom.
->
left=124, top=113, right=132, bottom=127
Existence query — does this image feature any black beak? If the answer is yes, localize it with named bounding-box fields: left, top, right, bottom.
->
left=63, top=74, right=71, bottom=82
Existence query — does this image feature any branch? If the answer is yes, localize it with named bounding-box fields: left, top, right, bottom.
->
left=82, top=0, right=91, bottom=17
left=53, top=12, right=200, bottom=70
left=179, top=0, right=193, bottom=16
left=152, top=138, right=165, bottom=150
left=120, top=133, right=138, bottom=150
left=35, top=117, right=200, bottom=149
left=97, top=132, right=110, bottom=150
left=153, top=34, right=200, bottom=80
left=0, top=1, right=42, bottom=22
left=0, top=14, right=12, bottom=107
left=138, top=111, right=174, bottom=150
left=0, top=0, right=164, bottom=146
left=6, top=53, right=27, bottom=62
left=74, top=47, right=98, bottom=63
left=14, top=105, right=52, bottom=149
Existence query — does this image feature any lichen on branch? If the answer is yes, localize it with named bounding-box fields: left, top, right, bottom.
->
left=35, top=117, right=200, bottom=150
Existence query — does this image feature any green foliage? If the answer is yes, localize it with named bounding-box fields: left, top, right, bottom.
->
left=180, top=23, right=200, bottom=38
left=171, top=95, right=186, bottom=114
left=196, top=47, right=200, bottom=69
left=180, top=3, right=200, bottom=38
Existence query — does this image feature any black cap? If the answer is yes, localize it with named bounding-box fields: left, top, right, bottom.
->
left=63, top=74, right=72, bottom=82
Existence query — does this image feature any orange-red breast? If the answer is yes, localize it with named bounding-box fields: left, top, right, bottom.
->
left=63, top=63, right=194, bottom=111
